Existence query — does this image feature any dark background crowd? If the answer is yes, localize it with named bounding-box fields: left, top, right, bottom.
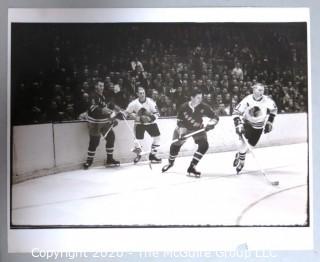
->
left=11, top=23, right=308, bottom=125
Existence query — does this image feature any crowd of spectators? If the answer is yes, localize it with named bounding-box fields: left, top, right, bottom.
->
left=11, top=23, right=308, bottom=125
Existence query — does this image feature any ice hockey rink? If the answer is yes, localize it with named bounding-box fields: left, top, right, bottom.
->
left=11, top=142, right=308, bottom=227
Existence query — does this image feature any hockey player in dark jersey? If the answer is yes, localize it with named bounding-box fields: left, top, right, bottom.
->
left=83, top=81, right=120, bottom=169
left=162, top=89, right=219, bottom=177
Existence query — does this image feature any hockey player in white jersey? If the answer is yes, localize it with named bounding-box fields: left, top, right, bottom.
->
left=126, top=87, right=162, bottom=163
left=232, top=83, right=278, bottom=174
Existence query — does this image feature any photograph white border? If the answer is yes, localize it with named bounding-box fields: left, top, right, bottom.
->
left=7, top=7, right=313, bottom=253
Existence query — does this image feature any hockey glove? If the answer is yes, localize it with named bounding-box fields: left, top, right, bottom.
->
left=140, top=115, right=152, bottom=123
left=101, top=106, right=113, bottom=117
left=115, top=112, right=125, bottom=120
left=135, top=115, right=141, bottom=122
left=178, top=127, right=188, bottom=141
left=144, top=111, right=156, bottom=122
left=78, top=112, right=88, bottom=121
left=205, top=118, right=218, bottom=131
left=177, top=119, right=184, bottom=127
left=233, top=117, right=244, bottom=136
left=264, top=121, right=273, bottom=133
left=264, top=113, right=275, bottom=133
left=112, top=119, right=119, bottom=127
left=236, top=124, right=244, bottom=135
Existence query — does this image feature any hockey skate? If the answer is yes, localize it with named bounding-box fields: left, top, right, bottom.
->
left=187, top=165, right=201, bottom=178
left=133, top=155, right=142, bottom=164
left=149, top=153, right=162, bottom=163
left=132, top=147, right=142, bottom=164
left=162, top=161, right=174, bottom=173
left=83, top=161, right=92, bottom=170
left=235, top=161, right=244, bottom=175
left=105, top=157, right=120, bottom=167
left=233, top=152, right=240, bottom=167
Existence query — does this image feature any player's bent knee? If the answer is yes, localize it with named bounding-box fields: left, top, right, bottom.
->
left=89, top=136, right=100, bottom=150
left=197, top=140, right=209, bottom=153
left=170, top=144, right=181, bottom=155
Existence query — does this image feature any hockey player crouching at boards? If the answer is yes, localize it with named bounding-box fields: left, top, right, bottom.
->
left=126, top=87, right=162, bottom=163
left=162, top=89, right=219, bottom=177
left=83, top=81, right=120, bottom=169
left=232, top=83, right=278, bottom=174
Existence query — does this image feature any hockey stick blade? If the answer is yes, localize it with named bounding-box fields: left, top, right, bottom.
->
left=261, top=170, right=279, bottom=186
left=241, top=134, right=279, bottom=187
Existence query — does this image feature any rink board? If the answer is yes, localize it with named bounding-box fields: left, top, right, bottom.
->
left=11, top=113, right=307, bottom=183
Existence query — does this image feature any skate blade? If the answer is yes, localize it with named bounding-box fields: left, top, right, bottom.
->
left=186, top=173, right=201, bottom=178
left=105, top=164, right=120, bottom=167
left=83, top=165, right=90, bottom=170
left=150, top=160, right=162, bottom=164
left=133, top=156, right=142, bottom=164
left=161, top=164, right=173, bottom=173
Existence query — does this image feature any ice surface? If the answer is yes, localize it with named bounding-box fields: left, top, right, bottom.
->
left=12, top=143, right=308, bottom=227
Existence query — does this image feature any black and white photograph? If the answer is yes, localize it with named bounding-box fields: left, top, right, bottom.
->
left=9, top=9, right=310, bottom=232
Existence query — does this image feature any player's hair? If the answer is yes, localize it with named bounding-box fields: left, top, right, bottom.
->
left=137, top=86, right=145, bottom=93
left=190, top=88, right=203, bottom=97
left=252, top=83, right=265, bottom=90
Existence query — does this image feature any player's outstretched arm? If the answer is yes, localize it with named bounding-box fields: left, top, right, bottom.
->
left=264, top=98, right=278, bottom=134
left=264, top=113, right=276, bottom=133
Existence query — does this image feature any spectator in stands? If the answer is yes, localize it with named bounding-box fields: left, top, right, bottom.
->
left=30, top=105, right=46, bottom=124
left=203, top=93, right=214, bottom=108
left=220, top=74, right=229, bottom=90
left=112, top=84, right=128, bottom=109
left=144, top=72, right=153, bottom=91
left=217, top=103, right=228, bottom=116
left=160, top=96, right=176, bottom=116
left=80, top=81, right=90, bottom=94
left=12, top=23, right=308, bottom=125
left=46, top=101, right=64, bottom=122
left=76, top=92, right=90, bottom=115
left=173, top=85, right=188, bottom=109
left=232, top=62, right=244, bottom=81
left=151, top=89, right=160, bottom=105
left=63, top=104, right=76, bottom=121
left=54, top=95, right=66, bottom=113
left=153, top=73, right=163, bottom=92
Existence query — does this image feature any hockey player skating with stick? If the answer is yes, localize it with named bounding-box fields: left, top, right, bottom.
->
left=232, top=83, right=278, bottom=174
left=162, top=89, right=219, bottom=177
left=125, top=87, right=162, bottom=164
left=83, top=81, right=120, bottom=169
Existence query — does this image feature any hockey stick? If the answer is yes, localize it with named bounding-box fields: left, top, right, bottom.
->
left=120, top=113, right=153, bottom=168
left=241, top=134, right=279, bottom=186
left=121, top=116, right=145, bottom=151
left=172, top=128, right=206, bottom=143
left=138, top=127, right=206, bottom=157
left=102, top=124, right=113, bottom=139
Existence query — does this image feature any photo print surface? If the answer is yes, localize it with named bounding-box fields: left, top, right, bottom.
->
left=10, top=19, right=309, bottom=228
